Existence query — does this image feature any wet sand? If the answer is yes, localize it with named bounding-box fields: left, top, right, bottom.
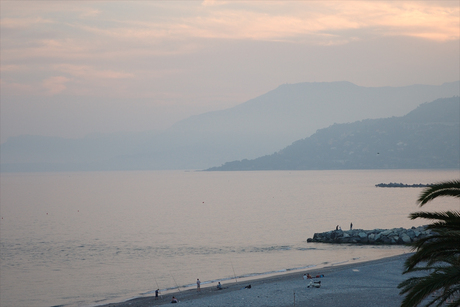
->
left=101, top=253, right=413, bottom=307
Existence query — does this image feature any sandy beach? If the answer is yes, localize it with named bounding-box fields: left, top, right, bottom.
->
left=101, top=253, right=414, bottom=307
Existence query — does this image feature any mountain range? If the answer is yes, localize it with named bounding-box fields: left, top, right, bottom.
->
left=207, top=97, right=460, bottom=170
left=1, top=81, right=459, bottom=172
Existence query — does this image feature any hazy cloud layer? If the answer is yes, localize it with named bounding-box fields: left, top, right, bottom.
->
left=1, top=1, right=459, bottom=141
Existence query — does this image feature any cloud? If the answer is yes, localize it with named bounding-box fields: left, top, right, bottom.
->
left=1, top=17, right=53, bottom=29
left=1, top=1, right=458, bottom=100
left=42, top=76, right=70, bottom=95
left=2, top=2, right=457, bottom=63
left=79, top=9, right=101, bottom=18
left=0, top=64, right=28, bottom=73
left=95, top=1, right=457, bottom=43
left=359, top=1, right=460, bottom=41
left=0, top=79, right=36, bottom=95
left=201, top=0, right=219, bottom=7
left=53, top=64, right=134, bottom=79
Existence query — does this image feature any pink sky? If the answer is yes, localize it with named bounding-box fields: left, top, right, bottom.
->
left=1, top=1, right=459, bottom=141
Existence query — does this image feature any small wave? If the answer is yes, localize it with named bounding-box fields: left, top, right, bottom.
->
left=221, top=265, right=316, bottom=282
left=287, top=264, right=316, bottom=271
left=295, top=247, right=317, bottom=251
left=141, top=263, right=318, bottom=296
left=123, top=296, right=142, bottom=302
left=329, top=260, right=349, bottom=266
left=243, top=245, right=293, bottom=253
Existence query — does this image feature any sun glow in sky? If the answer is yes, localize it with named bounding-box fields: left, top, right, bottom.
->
left=1, top=1, right=459, bottom=141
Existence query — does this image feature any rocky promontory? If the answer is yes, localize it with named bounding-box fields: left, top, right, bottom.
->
left=307, top=226, right=432, bottom=245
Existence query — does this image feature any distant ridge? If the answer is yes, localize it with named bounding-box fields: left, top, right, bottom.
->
left=206, top=97, right=460, bottom=171
left=1, top=81, right=459, bottom=172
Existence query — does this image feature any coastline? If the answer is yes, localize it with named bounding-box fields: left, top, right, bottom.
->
left=100, top=253, right=413, bottom=307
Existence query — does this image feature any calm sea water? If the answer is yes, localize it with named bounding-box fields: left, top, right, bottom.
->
left=1, top=169, right=458, bottom=307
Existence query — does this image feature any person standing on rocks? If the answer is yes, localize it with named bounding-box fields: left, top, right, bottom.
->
left=350, top=223, right=353, bottom=230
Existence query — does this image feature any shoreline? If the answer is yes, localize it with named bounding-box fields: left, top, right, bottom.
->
left=100, top=253, right=413, bottom=307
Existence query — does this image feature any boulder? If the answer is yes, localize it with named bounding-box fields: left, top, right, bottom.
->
left=400, top=234, right=412, bottom=244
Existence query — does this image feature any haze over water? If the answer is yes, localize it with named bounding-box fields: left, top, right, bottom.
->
left=1, top=169, right=458, bottom=307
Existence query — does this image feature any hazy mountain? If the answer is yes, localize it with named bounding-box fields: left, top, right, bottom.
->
left=1, top=81, right=459, bottom=172
left=207, top=97, right=460, bottom=171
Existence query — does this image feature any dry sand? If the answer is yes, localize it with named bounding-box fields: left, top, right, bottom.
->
left=101, top=253, right=413, bottom=307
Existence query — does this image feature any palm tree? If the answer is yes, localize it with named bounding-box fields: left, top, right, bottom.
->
left=398, top=180, right=460, bottom=307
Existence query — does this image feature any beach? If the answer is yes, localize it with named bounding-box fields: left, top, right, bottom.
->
left=102, top=253, right=413, bottom=307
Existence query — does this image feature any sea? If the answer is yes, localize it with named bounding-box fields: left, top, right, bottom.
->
left=1, top=169, right=458, bottom=307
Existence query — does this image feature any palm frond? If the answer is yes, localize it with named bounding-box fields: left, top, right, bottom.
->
left=403, top=235, right=460, bottom=271
left=409, top=211, right=460, bottom=224
left=399, top=179, right=460, bottom=307
left=399, top=267, right=460, bottom=307
left=418, top=180, right=460, bottom=206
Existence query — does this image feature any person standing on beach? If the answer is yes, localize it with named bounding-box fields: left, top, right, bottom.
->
left=197, top=278, right=201, bottom=292
left=155, top=289, right=159, bottom=299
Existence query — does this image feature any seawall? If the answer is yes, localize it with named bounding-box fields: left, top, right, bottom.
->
left=307, top=226, right=432, bottom=245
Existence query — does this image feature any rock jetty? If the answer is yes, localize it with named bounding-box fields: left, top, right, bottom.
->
left=375, top=183, right=433, bottom=188
left=307, top=226, right=432, bottom=245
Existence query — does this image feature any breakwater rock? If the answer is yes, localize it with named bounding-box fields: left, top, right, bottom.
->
left=375, top=183, right=433, bottom=188
left=307, top=226, right=432, bottom=245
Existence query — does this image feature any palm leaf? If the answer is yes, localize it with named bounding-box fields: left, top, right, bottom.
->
left=399, top=179, right=460, bottom=307
left=417, top=180, right=460, bottom=206
left=399, top=266, right=460, bottom=307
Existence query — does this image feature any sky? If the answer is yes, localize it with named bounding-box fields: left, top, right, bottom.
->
left=1, top=1, right=459, bottom=143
